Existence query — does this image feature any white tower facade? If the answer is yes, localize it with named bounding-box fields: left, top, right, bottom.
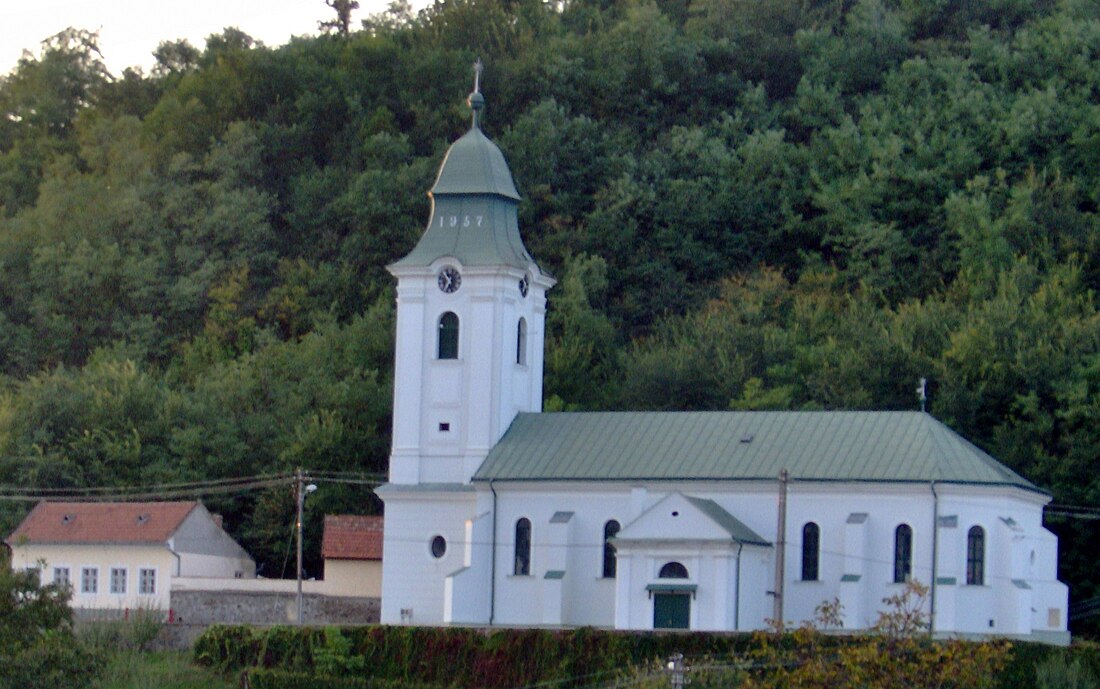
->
left=386, top=90, right=554, bottom=486
left=379, top=75, right=554, bottom=625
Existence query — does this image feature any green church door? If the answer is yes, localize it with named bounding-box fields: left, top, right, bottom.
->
left=653, top=593, right=690, bottom=629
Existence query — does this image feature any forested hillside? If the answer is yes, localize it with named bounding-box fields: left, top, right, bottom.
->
left=1, top=0, right=1099, bottom=627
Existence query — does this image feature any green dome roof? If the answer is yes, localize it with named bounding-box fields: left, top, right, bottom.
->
left=431, top=127, right=520, bottom=200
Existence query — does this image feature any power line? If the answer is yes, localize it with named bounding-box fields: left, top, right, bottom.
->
left=0, top=472, right=296, bottom=494
left=0, top=470, right=383, bottom=502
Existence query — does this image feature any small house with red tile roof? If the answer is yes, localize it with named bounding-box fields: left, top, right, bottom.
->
left=6, top=501, right=254, bottom=613
left=322, top=515, right=383, bottom=597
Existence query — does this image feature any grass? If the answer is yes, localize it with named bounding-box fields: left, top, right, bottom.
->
left=92, top=650, right=236, bottom=689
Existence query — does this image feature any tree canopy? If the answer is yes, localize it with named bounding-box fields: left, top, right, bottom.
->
left=1, top=0, right=1099, bottom=630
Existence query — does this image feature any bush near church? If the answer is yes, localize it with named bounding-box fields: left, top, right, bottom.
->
left=194, top=624, right=1098, bottom=689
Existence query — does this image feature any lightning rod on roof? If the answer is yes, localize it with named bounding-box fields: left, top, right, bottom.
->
left=917, top=377, right=927, bottom=412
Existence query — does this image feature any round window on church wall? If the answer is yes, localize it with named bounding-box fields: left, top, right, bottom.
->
left=431, top=535, right=447, bottom=559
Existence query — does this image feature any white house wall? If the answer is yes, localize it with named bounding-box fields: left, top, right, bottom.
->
left=171, top=505, right=256, bottom=578
left=320, top=559, right=382, bottom=598
left=11, top=543, right=175, bottom=612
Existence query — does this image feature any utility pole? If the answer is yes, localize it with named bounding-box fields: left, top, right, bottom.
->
left=772, top=469, right=789, bottom=629
left=295, top=468, right=316, bottom=625
left=297, top=466, right=305, bottom=620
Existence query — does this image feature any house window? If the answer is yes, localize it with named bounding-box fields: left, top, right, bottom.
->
left=514, top=518, right=531, bottom=575
left=659, top=561, right=689, bottom=579
left=139, top=568, right=156, bottom=595
left=111, top=568, right=127, bottom=594
left=53, top=567, right=70, bottom=588
left=894, top=524, right=913, bottom=583
left=81, top=567, right=98, bottom=594
left=438, top=312, right=459, bottom=359
left=602, top=520, right=621, bottom=578
left=516, top=318, right=527, bottom=365
left=967, top=526, right=985, bottom=585
left=801, top=522, right=820, bottom=581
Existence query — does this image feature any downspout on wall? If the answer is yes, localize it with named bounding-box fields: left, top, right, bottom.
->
left=489, top=479, right=498, bottom=625
left=772, top=469, right=789, bottom=628
left=734, top=541, right=744, bottom=631
left=167, top=538, right=182, bottom=576
left=930, top=481, right=939, bottom=634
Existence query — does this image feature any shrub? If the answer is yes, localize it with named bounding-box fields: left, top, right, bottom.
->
left=1036, top=654, right=1099, bottom=689
left=194, top=622, right=1095, bottom=689
left=0, top=562, right=101, bottom=689
left=193, top=624, right=263, bottom=672
left=243, top=669, right=446, bottom=689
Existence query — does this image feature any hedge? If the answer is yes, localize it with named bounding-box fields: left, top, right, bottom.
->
left=195, top=625, right=764, bottom=685
left=195, top=624, right=1100, bottom=689
left=243, top=669, right=447, bottom=689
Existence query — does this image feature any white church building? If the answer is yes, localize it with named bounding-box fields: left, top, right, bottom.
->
left=377, top=79, right=1069, bottom=643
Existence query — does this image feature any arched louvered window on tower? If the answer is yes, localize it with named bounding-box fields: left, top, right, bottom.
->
left=967, top=526, right=985, bottom=585
left=894, top=524, right=913, bottom=583
left=438, top=312, right=459, bottom=359
left=516, top=318, right=527, bottom=365
left=602, top=520, right=620, bottom=578
left=801, top=522, right=820, bottom=581
left=514, top=518, right=531, bottom=575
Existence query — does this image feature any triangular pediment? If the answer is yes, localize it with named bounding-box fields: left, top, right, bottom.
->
left=615, top=493, right=769, bottom=545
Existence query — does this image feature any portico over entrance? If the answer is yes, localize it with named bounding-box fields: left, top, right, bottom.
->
left=612, top=493, right=772, bottom=631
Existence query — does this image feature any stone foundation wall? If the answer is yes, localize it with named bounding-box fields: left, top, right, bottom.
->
left=170, top=589, right=379, bottom=626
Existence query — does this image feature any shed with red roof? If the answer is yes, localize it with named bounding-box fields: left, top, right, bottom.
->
left=322, top=514, right=383, bottom=597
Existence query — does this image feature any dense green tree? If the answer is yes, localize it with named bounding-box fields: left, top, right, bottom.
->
left=0, top=0, right=1099, bottom=611
left=0, top=559, right=99, bottom=689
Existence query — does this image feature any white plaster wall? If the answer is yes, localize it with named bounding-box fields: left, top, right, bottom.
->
left=388, top=275, right=427, bottom=485
left=323, top=560, right=382, bottom=598
left=172, top=576, right=329, bottom=594
left=388, top=262, right=550, bottom=487
left=478, top=481, right=1065, bottom=638
left=11, top=544, right=175, bottom=612
left=491, top=485, right=633, bottom=627
left=739, top=546, right=774, bottom=629
left=933, top=488, right=1063, bottom=636
left=379, top=488, right=481, bottom=625
left=445, top=511, right=493, bottom=624
left=171, top=505, right=255, bottom=575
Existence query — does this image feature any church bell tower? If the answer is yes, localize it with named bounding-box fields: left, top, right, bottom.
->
left=387, top=61, right=554, bottom=485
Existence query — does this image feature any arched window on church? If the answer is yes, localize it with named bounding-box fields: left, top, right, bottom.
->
left=658, top=561, right=689, bottom=579
left=801, top=522, right=820, bottom=581
left=894, top=524, right=913, bottom=583
left=514, top=518, right=531, bottom=575
left=602, top=520, right=620, bottom=578
left=516, top=318, right=527, bottom=365
left=438, top=312, right=459, bottom=359
left=967, top=526, right=985, bottom=585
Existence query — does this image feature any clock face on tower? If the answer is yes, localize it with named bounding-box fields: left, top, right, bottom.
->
left=437, top=266, right=462, bottom=293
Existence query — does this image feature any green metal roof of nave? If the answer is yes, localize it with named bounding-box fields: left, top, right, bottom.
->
left=472, top=411, right=1041, bottom=493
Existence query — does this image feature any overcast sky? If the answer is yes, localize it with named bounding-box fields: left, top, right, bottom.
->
left=2, top=0, right=402, bottom=77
